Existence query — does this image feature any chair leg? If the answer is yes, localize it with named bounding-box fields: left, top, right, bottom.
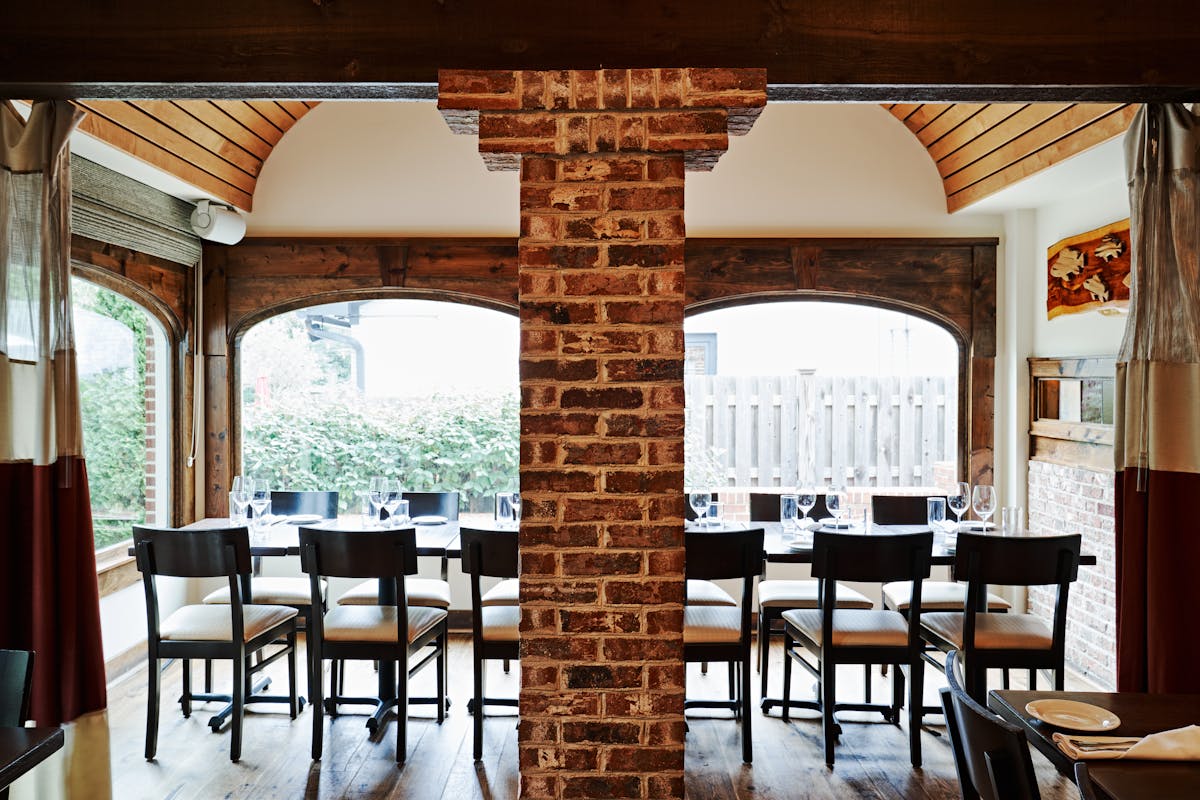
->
left=396, top=658, right=408, bottom=764
left=967, top=663, right=987, bottom=704
left=864, top=663, right=872, bottom=704
left=503, top=658, right=511, bottom=674
left=701, top=661, right=709, bottom=675
left=1029, top=668, right=1037, bottom=690
left=436, top=631, right=447, bottom=724
left=329, top=659, right=340, bottom=713
left=908, top=661, right=924, bottom=768
left=474, top=653, right=486, bottom=761
left=204, top=659, right=212, bottom=693
left=287, top=631, right=299, bottom=719
left=1054, top=667, right=1065, bottom=691
left=781, top=633, right=792, bottom=722
left=310, top=645, right=324, bottom=760
left=145, top=653, right=160, bottom=761
left=231, top=649, right=245, bottom=762
left=760, top=619, right=772, bottom=706
left=822, top=660, right=837, bottom=767
left=181, top=659, right=192, bottom=718
left=728, top=661, right=737, bottom=708
left=741, top=652, right=753, bottom=764
left=1002, top=669, right=1010, bottom=690
left=891, top=659, right=904, bottom=725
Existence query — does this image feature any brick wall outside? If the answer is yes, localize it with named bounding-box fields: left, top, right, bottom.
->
left=1027, top=459, right=1116, bottom=689
left=440, top=68, right=765, bottom=800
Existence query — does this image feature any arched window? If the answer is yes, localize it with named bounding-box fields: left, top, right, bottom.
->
left=72, top=277, right=171, bottom=550
left=685, top=301, right=960, bottom=497
left=237, top=298, right=518, bottom=515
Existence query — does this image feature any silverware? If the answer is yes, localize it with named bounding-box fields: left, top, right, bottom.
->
left=1068, top=738, right=1140, bottom=751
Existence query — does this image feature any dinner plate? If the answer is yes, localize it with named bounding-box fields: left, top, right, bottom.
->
left=285, top=513, right=323, bottom=525
left=957, top=520, right=995, bottom=532
left=412, top=515, right=448, bottom=525
left=1025, top=699, right=1120, bottom=732
left=817, top=517, right=855, bottom=529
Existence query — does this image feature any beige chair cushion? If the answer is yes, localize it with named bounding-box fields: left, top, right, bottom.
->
left=684, top=606, right=742, bottom=644
left=881, top=580, right=1011, bottom=612
left=336, top=578, right=452, bottom=609
left=481, top=578, right=520, bottom=607
left=686, top=579, right=737, bottom=607
left=921, top=612, right=1054, bottom=650
left=758, top=579, right=873, bottom=610
left=482, top=605, right=520, bottom=642
left=783, top=609, right=910, bottom=648
left=160, top=604, right=297, bottom=642
left=322, top=605, right=446, bottom=644
left=203, top=577, right=327, bottom=606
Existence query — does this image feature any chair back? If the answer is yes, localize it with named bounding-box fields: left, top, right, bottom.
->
left=685, top=528, right=765, bottom=583
left=0, top=649, right=34, bottom=727
left=811, top=530, right=933, bottom=585
left=954, top=532, right=1081, bottom=587
left=1074, top=762, right=1099, bottom=800
left=132, top=525, right=252, bottom=578
left=403, top=491, right=460, bottom=520
left=460, top=526, right=519, bottom=580
left=749, top=492, right=829, bottom=521
left=872, top=494, right=940, bottom=525
left=271, top=490, right=338, bottom=519
left=298, top=526, right=418, bottom=580
left=685, top=492, right=719, bottom=521
left=943, top=651, right=1041, bottom=800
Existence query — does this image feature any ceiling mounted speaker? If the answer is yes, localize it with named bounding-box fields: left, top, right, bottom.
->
left=190, top=199, right=246, bottom=244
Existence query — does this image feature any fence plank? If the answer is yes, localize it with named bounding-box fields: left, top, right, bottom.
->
left=779, top=375, right=798, bottom=487
left=876, top=375, right=896, bottom=488
left=758, top=375, right=780, bottom=487
left=853, top=375, right=872, bottom=486
left=898, top=375, right=916, bottom=484
left=921, top=375, right=939, bottom=483
left=734, top=376, right=754, bottom=486
left=713, top=376, right=734, bottom=486
left=830, top=376, right=849, bottom=486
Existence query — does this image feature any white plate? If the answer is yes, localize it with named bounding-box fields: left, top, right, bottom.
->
left=1025, top=699, right=1120, bottom=732
left=285, top=514, right=323, bottom=525
left=817, top=517, right=855, bottom=529
left=786, top=540, right=813, bottom=551
left=958, top=520, right=995, bottom=531
left=412, top=515, right=448, bottom=525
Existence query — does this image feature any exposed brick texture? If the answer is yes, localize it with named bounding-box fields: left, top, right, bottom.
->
left=1027, top=459, right=1116, bottom=689
left=440, top=68, right=765, bottom=800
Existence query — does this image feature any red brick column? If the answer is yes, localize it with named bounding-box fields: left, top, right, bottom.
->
left=440, top=69, right=765, bottom=800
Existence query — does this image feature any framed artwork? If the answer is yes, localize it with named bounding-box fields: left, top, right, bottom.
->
left=1047, top=219, right=1131, bottom=319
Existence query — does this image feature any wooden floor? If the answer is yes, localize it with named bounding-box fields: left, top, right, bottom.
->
left=106, top=634, right=1081, bottom=799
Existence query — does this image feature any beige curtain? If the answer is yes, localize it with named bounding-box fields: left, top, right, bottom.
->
left=1115, top=103, right=1200, bottom=692
left=1, top=99, right=111, bottom=800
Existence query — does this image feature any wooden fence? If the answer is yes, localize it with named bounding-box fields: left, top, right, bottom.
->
left=685, top=374, right=957, bottom=489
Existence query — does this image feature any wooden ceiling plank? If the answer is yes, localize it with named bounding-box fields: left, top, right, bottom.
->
left=76, top=112, right=252, bottom=211
left=942, top=103, right=1129, bottom=194
left=275, top=99, right=312, bottom=119
left=903, top=103, right=951, bottom=133
left=936, top=103, right=1068, bottom=178
left=177, top=101, right=275, bottom=160
left=914, top=103, right=986, bottom=146
left=129, top=100, right=263, bottom=176
left=212, top=101, right=284, bottom=145
left=246, top=100, right=295, bottom=131
left=889, top=103, right=922, bottom=121
left=926, top=103, right=1028, bottom=162
left=947, top=104, right=1138, bottom=211
left=76, top=101, right=258, bottom=193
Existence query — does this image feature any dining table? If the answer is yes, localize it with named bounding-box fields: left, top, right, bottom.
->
left=0, top=726, right=63, bottom=794
left=989, top=690, right=1200, bottom=799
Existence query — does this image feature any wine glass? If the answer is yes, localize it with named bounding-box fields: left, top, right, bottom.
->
left=381, top=479, right=402, bottom=527
left=797, top=486, right=817, bottom=527
left=972, top=484, right=997, bottom=530
left=947, top=481, right=970, bottom=530
left=826, top=486, right=848, bottom=527
left=249, top=478, right=271, bottom=527
left=689, top=492, right=711, bottom=527
left=368, top=476, right=386, bottom=527
left=229, top=475, right=250, bottom=524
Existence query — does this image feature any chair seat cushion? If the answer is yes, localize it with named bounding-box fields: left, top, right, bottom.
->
left=481, top=578, right=519, bottom=607
left=921, top=612, right=1054, bottom=650
left=758, top=579, right=873, bottom=610
left=881, top=580, right=1011, bottom=612
left=686, top=579, right=737, bottom=607
left=322, top=605, right=447, bottom=644
left=783, top=608, right=910, bottom=648
left=482, top=605, right=520, bottom=642
left=203, top=577, right=327, bottom=606
left=161, top=604, right=297, bottom=642
left=684, top=606, right=742, bottom=644
left=337, top=578, right=452, bottom=609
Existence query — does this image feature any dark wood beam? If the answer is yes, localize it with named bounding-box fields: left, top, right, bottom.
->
left=3, top=1, right=1199, bottom=101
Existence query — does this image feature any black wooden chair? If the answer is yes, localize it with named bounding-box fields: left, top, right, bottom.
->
left=921, top=532, right=1081, bottom=702
left=940, top=650, right=1041, bottom=800
left=0, top=649, right=35, bottom=800
left=684, top=526, right=764, bottom=763
left=1074, top=762, right=1099, bottom=800
left=299, top=525, right=447, bottom=763
left=270, top=490, right=339, bottom=519
left=133, top=525, right=300, bottom=762
left=460, top=525, right=520, bottom=761
left=872, top=494, right=1011, bottom=615
left=782, top=530, right=933, bottom=767
left=749, top=492, right=872, bottom=710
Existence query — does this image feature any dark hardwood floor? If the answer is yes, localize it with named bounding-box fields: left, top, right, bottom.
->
left=106, top=634, right=1080, bottom=799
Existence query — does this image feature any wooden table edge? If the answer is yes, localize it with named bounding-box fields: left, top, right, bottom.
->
left=0, top=727, right=64, bottom=790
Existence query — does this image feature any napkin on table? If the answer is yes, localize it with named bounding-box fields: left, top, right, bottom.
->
left=1054, top=725, right=1200, bottom=760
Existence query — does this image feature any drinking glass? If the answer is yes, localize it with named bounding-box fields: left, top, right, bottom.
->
left=381, top=479, right=402, bottom=527
left=947, top=481, right=970, bottom=530
left=249, top=478, right=271, bottom=527
left=706, top=501, right=723, bottom=527
left=1001, top=506, right=1025, bottom=536
left=779, top=494, right=800, bottom=541
left=391, top=499, right=410, bottom=527
left=689, top=492, right=712, bottom=527
left=927, top=496, right=947, bottom=532
left=496, top=492, right=516, bottom=528
left=510, top=492, right=522, bottom=526
left=797, top=486, right=817, bottom=526
left=972, top=484, right=996, bottom=530
left=368, top=476, right=386, bottom=527
left=826, top=486, right=848, bottom=527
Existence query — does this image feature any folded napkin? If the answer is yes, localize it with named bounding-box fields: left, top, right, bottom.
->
left=1054, top=725, right=1200, bottom=760
left=797, top=518, right=820, bottom=531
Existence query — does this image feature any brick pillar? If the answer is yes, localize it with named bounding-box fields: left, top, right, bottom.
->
left=440, top=69, right=765, bottom=800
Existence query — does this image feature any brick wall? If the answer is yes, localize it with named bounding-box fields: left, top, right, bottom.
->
left=1027, top=459, right=1116, bottom=688
left=440, top=69, right=765, bottom=800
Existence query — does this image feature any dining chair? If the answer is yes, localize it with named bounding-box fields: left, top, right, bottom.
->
left=460, top=525, right=520, bottom=761
left=781, top=530, right=933, bottom=767
left=270, top=490, right=339, bottom=519
left=920, top=532, right=1081, bottom=702
left=1074, top=762, right=1099, bottom=800
left=941, top=650, right=1041, bottom=800
left=748, top=492, right=872, bottom=709
left=133, top=525, right=300, bottom=762
left=0, top=649, right=34, bottom=800
left=300, top=526, right=448, bottom=763
left=684, top=526, right=764, bottom=763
